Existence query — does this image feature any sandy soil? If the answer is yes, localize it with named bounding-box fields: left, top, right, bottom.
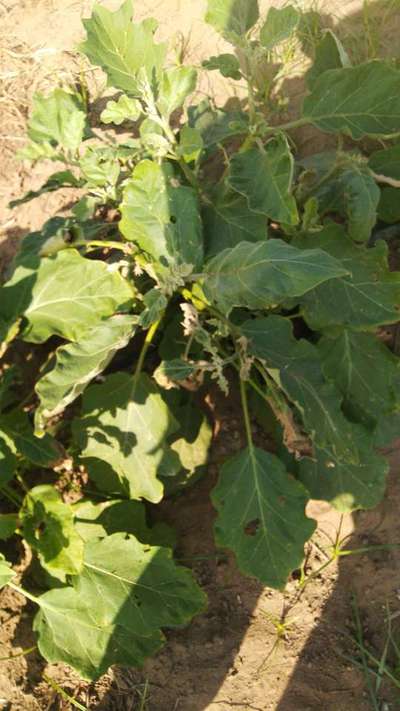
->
left=1, top=1, right=400, bottom=709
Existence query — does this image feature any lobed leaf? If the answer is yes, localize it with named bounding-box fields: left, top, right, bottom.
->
left=202, top=54, right=241, bottom=80
left=203, top=239, right=348, bottom=314
left=306, top=29, right=351, bottom=89
left=227, top=137, right=299, bottom=225
left=27, top=89, right=87, bottom=152
left=260, top=5, right=300, bottom=51
left=205, top=0, right=259, bottom=40
left=80, top=1, right=167, bottom=97
left=157, top=66, right=197, bottom=118
left=100, top=95, right=142, bottom=125
left=212, top=446, right=316, bottom=588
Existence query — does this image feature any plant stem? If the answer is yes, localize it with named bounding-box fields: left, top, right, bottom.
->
left=8, top=581, right=41, bottom=606
left=239, top=377, right=253, bottom=449
left=0, top=483, right=22, bottom=506
left=266, top=117, right=310, bottom=133
left=133, top=317, right=162, bottom=385
left=73, top=240, right=134, bottom=255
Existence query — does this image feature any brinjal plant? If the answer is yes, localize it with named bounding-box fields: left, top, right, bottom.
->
left=1, top=0, right=400, bottom=680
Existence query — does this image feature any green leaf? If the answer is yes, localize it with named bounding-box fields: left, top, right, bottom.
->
left=157, top=66, right=197, bottom=118
left=27, top=89, right=87, bottom=152
left=21, top=249, right=134, bottom=343
left=377, top=187, right=400, bottom=224
left=212, top=447, right=315, bottom=588
left=0, top=554, right=15, bottom=589
left=303, top=61, right=400, bottom=138
left=295, top=224, right=400, bottom=330
left=205, top=0, right=259, bottom=40
left=73, top=499, right=175, bottom=547
left=177, top=127, right=204, bottom=163
left=0, top=514, right=18, bottom=541
left=0, top=411, right=62, bottom=467
left=227, top=138, right=299, bottom=225
left=72, top=372, right=180, bottom=502
left=306, top=29, right=351, bottom=89
left=203, top=239, right=348, bottom=314
left=260, top=5, right=300, bottom=51
left=34, top=533, right=205, bottom=680
left=21, top=485, right=84, bottom=581
left=35, top=315, right=137, bottom=433
left=100, top=95, right=142, bottom=125
left=79, top=146, right=120, bottom=187
left=203, top=189, right=267, bottom=258
left=80, top=1, right=167, bottom=97
left=9, top=171, right=81, bottom=208
left=369, top=143, right=400, bottom=180
left=34, top=586, right=163, bottom=681
left=139, top=289, right=168, bottom=329
left=298, top=431, right=388, bottom=512
left=157, top=359, right=196, bottom=382
left=202, top=54, right=241, bottom=79
left=319, top=331, right=400, bottom=428
left=120, top=160, right=203, bottom=270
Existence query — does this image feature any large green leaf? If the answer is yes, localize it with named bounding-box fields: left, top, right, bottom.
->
left=0, top=514, right=18, bottom=541
left=303, top=61, right=400, bottom=138
left=369, top=143, right=400, bottom=179
left=298, top=432, right=388, bottom=512
left=34, top=533, right=206, bottom=680
left=0, top=554, right=15, bottom=589
left=203, top=239, right=348, bottom=314
left=120, top=160, right=203, bottom=270
left=21, top=249, right=134, bottom=343
left=188, top=100, right=248, bottom=149
left=306, top=29, right=351, bottom=89
left=0, top=411, right=62, bottom=467
left=35, top=315, right=137, bottom=433
left=295, top=224, right=400, bottom=330
left=27, top=89, right=87, bottom=152
left=319, top=331, right=400, bottom=428
left=72, top=372, right=180, bottom=502
left=227, top=138, right=299, bottom=225
left=21, top=485, right=84, bottom=581
left=377, top=187, right=400, bottom=224
left=157, top=66, right=197, bottom=118
left=80, top=1, right=167, bottom=96
left=212, top=446, right=315, bottom=588
left=260, top=5, right=300, bottom=51
left=9, top=171, right=81, bottom=208
left=205, top=0, right=259, bottom=40
left=203, top=190, right=267, bottom=258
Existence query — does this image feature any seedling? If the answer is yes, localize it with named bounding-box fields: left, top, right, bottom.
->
left=1, top=0, right=400, bottom=681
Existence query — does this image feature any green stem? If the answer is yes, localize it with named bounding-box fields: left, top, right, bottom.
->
left=73, top=240, right=134, bottom=255
left=266, top=117, right=310, bottom=133
left=239, top=377, right=253, bottom=449
left=0, top=645, right=36, bottom=662
left=133, top=317, right=162, bottom=385
left=8, top=581, right=41, bottom=606
left=0, top=483, right=22, bottom=506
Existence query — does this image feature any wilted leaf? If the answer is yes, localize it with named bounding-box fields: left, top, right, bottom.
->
left=203, top=239, right=348, bottom=314
left=72, top=372, right=180, bottom=502
left=9, top=171, right=81, bottom=208
left=120, top=160, right=203, bottom=270
left=212, top=446, right=315, bottom=588
left=35, top=315, right=137, bottom=432
left=306, top=29, right=351, bottom=89
left=228, top=138, right=299, bottom=225
left=21, top=485, right=84, bottom=580
left=295, top=224, right=400, bottom=330
left=100, top=95, right=142, bottom=125
left=303, top=61, right=400, bottom=138
left=205, top=0, right=259, bottom=40
left=27, top=89, right=87, bottom=152
left=21, top=249, right=134, bottom=343
left=260, top=5, right=300, bottom=51
left=80, top=1, right=167, bottom=96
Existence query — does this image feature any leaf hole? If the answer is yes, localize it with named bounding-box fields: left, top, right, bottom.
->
left=244, top=519, right=260, bottom=537
left=170, top=215, right=177, bottom=224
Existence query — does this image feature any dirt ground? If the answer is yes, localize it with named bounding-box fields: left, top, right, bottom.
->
left=1, top=0, right=400, bottom=709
